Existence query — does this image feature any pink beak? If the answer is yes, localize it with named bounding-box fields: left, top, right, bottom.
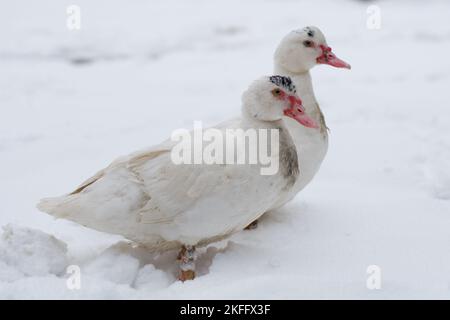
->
left=284, top=96, right=318, bottom=129
left=316, top=45, right=351, bottom=69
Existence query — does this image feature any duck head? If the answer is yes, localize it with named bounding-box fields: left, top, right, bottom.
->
left=274, top=26, right=351, bottom=74
left=242, top=75, right=318, bottom=128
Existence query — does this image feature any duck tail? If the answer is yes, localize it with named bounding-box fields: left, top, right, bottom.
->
left=37, top=196, right=71, bottom=218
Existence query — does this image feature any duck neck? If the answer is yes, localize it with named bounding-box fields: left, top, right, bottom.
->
left=241, top=106, right=283, bottom=130
left=274, top=66, right=327, bottom=134
left=273, top=66, right=318, bottom=114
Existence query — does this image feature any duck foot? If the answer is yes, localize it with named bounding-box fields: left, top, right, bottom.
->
left=177, top=245, right=196, bottom=281
left=244, top=220, right=258, bottom=230
left=179, top=269, right=195, bottom=281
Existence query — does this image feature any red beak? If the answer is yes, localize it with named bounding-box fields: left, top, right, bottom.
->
left=316, top=45, right=351, bottom=69
left=284, top=96, right=318, bottom=129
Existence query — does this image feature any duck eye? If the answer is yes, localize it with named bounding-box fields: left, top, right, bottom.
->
left=271, top=88, right=282, bottom=97
left=303, top=40, right=313, bottom=47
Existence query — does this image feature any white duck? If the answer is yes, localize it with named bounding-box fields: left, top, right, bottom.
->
left=274, top=26, right=350, bottom=206
left=246, top=27, right=351, bottom=229
left=38, top=75, right=317, bottom=280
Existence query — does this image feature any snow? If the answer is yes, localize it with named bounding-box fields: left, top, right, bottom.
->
left=1, top=0, right=450, bottom=299
left=0, top=224, right=68, bottom=281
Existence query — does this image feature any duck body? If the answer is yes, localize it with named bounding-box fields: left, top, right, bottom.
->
left=37, top=77, right=306, bottom=252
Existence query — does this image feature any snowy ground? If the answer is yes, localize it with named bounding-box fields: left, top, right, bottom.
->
left=1, top=0, right=449, bottom=299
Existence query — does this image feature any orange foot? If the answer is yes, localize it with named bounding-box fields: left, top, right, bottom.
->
left=179, top=269, right=196, bottom=281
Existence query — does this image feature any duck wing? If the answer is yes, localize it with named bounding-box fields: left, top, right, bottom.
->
left=128, top=151, right=250, bottom=226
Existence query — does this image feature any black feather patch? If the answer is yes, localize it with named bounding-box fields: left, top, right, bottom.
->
left=304, top=27, right=315, bottom=38
left=269, top=75, right=296, bottom=93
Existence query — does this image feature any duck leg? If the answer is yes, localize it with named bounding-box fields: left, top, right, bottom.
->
left=177, top=245, right=196, bottom=281
left=244, top=220, right=258, bottom=230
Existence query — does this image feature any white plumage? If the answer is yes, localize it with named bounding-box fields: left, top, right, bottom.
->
left=271, top=26, right=350, bottom=209
left=38, top=76, right=316, bottom=255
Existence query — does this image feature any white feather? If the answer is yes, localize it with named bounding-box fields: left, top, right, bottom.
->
left=37, top=77, right=300, bottom=252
